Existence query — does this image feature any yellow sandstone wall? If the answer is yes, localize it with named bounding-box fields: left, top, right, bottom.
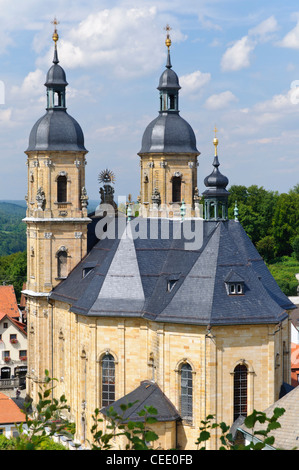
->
left=33, top=306, right=290, bottom=450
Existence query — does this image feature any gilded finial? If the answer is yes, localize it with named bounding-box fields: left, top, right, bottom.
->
left=51, top=17, right=59, bottom=45
left=213, top=126, right=218, bottom=156
left=164, top=24, right=172, bottom=49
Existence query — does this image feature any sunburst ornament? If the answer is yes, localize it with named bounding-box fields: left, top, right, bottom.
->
left=98, top=169, right=116, bottom=185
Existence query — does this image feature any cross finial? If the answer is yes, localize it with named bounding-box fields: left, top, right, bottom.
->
left=164, top=24, right=172, bottom=49
left=51, top=17, right=59, bottom=44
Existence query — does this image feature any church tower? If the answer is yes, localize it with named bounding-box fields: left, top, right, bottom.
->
left=23, top=21, right=90, bottom=395
left=138, top=27, right=200, bottom=217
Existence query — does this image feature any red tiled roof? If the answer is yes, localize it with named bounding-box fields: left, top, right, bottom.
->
left=19, top=283, right=27, bottom=309
left=0, top=312, right=26, bottom=335
left=0, top=285, right=20, bottom=318
left=0, top=392, right=25, bottom=424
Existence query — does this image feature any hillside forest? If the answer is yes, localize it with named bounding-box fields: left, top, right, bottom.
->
left=0, top=184, right=298, bottom=302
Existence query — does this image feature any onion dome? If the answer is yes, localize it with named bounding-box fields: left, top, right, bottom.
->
left=26, top=21, right=87, bottom=153
left=138, top=27, right=199, bottom=156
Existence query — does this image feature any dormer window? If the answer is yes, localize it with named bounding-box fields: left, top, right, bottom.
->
left=167, top=274, right=180, bottom=292
left=82, top=262, right=97, bottom=279
left=225, top=270, right=245, bottom=296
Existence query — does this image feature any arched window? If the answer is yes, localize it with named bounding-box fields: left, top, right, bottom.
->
left=57, top=175, right=67, bottom=203
left=233, top=364, right=248, bottom=422
left=172, top=176, right=181, bottom=203
left=57, top=250, right=67, bottom=279
left=101, top=353, right=115, bottom=407
left=180, top=363, right=193, bottom=423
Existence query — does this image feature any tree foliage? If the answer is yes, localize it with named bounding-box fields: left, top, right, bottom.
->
left=0, top=251, right=27, bottom=301
left=0, top=371, right=287, bottom=451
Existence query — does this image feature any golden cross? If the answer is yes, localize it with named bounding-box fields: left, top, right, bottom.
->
left=214, top=125, right=218, bottom=138
left=51, top=17, right=59, bottom=44
left=165, top=24, right=171, bottom=33
left=52, top=17, right=59, bottom=29
left=164, top=24, right=172, bottom=49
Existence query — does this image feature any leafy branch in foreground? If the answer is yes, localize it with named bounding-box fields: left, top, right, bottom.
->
left=90, top=402, right=159, bottom=450
left=14, top=370, right=75, bottom=450
left=195, top=407, right=286, bottom=450
left=1, top=370, right=287, bottom=451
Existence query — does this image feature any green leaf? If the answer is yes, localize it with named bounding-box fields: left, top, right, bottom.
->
left=199, top=430, right=210, bottom=442
left=264, top=436, right=275, bottom=446
left=144, top=430, right=158, bottom=442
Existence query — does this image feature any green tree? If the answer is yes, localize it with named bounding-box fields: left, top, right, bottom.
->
left=256, top=235, right=276, bottom=263
left=272, top=193, right=299, bottom=257
left=0, top=251, right=27, bottom=301
left=292, top=235, right=299, bottom=261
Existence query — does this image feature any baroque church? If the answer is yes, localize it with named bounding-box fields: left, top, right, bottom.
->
left=23, top=24, right=295, bottom=450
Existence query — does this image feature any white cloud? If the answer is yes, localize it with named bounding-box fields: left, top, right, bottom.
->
left=279, top=20, right=299, bottom=49
left=0, top=108, right=12, bottom=123
left=249, top=15, right=278, bottom=41
left=205, top=90, right=238, bottom=109
left=36, top=7, right=186, bottom=79
left=179, top=70, right=211, bottom=95
left=221, top=16, right=278, bottom=72
left=221, top=36, right=255, bottom=71
left=11, top=69, right=44, bottom=98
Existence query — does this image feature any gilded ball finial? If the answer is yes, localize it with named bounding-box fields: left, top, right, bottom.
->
left=213, top=126, right=219, bottom=156
left=164, top=24, right=172, bottom=49
left=51, top=17, right=60, bottom=44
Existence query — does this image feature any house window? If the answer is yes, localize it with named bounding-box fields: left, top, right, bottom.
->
left=3, top=323, right=8, bottom=329
left=19, top=350, right=27, bottom=361
left=101, top=354, right=115, bottom=407
left=10, top=334, right=18, bottom=344
left=180, top=363, right=193, bottom=424
left=57, top=250, right=68, bottom=279
left=57, top=175, right=67, bottom=203
left=172, top=176, right=181, bottom=203
left=233, top=364, right=248, bottom=422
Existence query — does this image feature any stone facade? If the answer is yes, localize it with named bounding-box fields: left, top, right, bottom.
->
left=139, top=154, right=199, bottom=218
left=24, top=150, right=90, bottom=398
left=27, top=308, right=290, bottom=449
left=24, top=32, right=293, bottom=451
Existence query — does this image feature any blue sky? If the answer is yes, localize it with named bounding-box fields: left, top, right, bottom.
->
left=1, top=0, right=299, bottom=202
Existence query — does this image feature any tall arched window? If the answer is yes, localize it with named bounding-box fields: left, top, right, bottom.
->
left=57, top=250, right=67, bottom=279
left=180, top=363, right=193, bottom=424
left=101, top=353, right=115, bottom=407
left=172, top=176, right=181, bottom=203
left=57, top=175, right=67, bottom=203
left=233, top=364, right=248, bottom=422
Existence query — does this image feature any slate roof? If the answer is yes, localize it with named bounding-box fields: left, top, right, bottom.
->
left=138, top=112, right=199, bottom=155
left=50, top=217, right=295, bottom=326
left=239, top=384, right=299, bottom=450
left=27, top=108, right=87, bottom=152
left=101, top=380, right=180, bottom=423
